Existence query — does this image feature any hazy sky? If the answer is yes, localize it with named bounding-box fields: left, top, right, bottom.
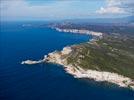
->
left=0, top=0, right=133, bottom=21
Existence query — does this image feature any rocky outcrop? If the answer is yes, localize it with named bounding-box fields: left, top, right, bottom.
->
left=21, top=55, right=47, bottom=65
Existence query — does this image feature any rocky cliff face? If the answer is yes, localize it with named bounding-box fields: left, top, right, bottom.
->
left=55, top=28, right=103, bottom=37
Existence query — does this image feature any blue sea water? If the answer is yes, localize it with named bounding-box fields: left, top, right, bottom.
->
left=0, top=22, right=134, bottom=100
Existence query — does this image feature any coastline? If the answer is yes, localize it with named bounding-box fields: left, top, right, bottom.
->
left=21, top=46, right=134, bottom=89
left=54, top=27, right=103, bottom=37
left=21, top=28, right=134, bottom=90
left=45, top=46, right=134, bottom=89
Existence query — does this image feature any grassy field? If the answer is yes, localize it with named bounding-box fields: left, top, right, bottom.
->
left=67, top=34, right=134, bottom=79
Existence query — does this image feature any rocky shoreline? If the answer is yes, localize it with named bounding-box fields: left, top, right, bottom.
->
left=21, top=46, right=134, bottom=89
left=21, top=28, right=134, bottom=90
left=21, top=55, right=47, bottom=65
left=55, top=28, right=103, bottom=37
left=45, top=46, right=134, bottom=89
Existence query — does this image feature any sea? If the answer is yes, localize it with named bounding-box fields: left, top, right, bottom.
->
left=0, top=21, right=134, bottom=100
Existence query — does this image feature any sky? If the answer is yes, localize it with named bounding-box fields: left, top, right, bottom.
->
left=0, top=0, right=134, bottom=21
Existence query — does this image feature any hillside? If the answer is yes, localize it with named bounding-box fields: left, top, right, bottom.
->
left=66, top=34, right=134, bottom=79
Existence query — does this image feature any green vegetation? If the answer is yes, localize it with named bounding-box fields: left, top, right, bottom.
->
left=67, top=34, right=134, bottom=79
